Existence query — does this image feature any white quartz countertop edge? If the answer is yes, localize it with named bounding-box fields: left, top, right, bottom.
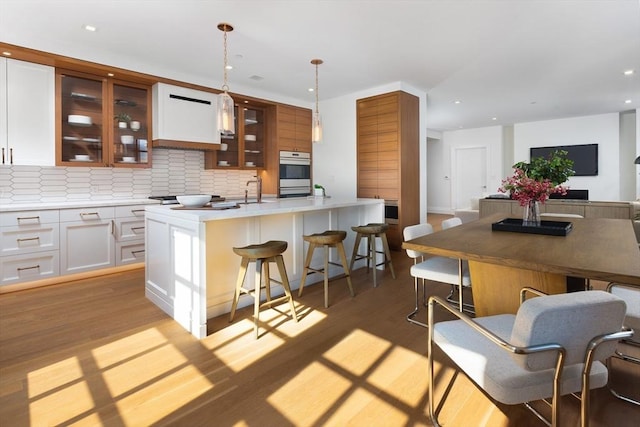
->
left=0, top=198, right=160, bottom=212
left=145, top=198, right=384, bottom=221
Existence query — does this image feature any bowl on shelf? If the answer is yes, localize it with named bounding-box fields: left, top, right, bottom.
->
left=245, top=134, right=256, bottom=141
left=68, top=115, right=92, bottom=126
left=121, top=135, right=134, bottom=145
left=220, top=143, right=228, bottom=151
left=122, top=156, right=136, bottom=163
left=176, top=195, right=211, bottom=208
left=74, top=154, right=90, bottom=161
left=218, top=160, right=229, bottom=166
left=245, top=161, right=255, bottom=167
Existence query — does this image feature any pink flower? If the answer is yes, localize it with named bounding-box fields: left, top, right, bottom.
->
left=499, top=168, right=568, bottom=206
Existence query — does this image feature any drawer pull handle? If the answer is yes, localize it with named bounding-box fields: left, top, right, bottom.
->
left=131, top=249, right=145, bottom=256
left=17, top=237, right=40, bottom=243
left=80, top=212, right=100, bottom=218
left=131, top=226, right=145, bottom=232
left=131, top=209, right=145, bottom=214
left=17, top=264, right=40, bottom=272
left=17, top=216, right=41, bottom=223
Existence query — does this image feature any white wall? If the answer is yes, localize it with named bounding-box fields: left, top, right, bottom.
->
left=514, top=113, right=620, bottom=201
left=313, top=82, right=428, bottom=221
left=637, top=108, right=640, bottom=199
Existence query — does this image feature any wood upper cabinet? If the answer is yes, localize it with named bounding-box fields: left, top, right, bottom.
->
left=56, top=69, right=152, bottom=168
left=356, top=91, right=419, bottom=249
left=205, top=99, right=267, bottom=170
left=276, top=105, right=312, bottom=153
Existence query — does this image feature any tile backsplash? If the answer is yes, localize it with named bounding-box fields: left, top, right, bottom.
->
left=0, top=149, right=257, bottom=204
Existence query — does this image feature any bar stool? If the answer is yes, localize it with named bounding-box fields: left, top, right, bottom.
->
left=298, top=230, right=354, bottom=308
left=229, top=240, right=298, bottom=338
left=349, top=223, right=396, bottom=288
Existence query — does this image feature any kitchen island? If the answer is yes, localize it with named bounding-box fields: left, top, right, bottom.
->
left=145, top=197, right=384, bottom=338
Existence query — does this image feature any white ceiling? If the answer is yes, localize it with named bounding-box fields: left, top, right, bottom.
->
left=1, top=0, right=639, bottom=132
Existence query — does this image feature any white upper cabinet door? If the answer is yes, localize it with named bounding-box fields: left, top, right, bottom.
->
left=3, top=59, right=55, bottom=165
left=152, top=83, right=220, bottom=145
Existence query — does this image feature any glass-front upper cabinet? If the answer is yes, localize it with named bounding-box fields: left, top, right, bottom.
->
left=56, top=69, right=151, bottom=167
left=112, top=81, right=151, bottom=166
left=205, top=100, right=266, bottom=170
left=57, top=71, right=106, bottom=165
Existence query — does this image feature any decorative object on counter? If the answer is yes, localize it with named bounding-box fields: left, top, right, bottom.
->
left=499, top=150, right=574, bottom=226
left=114, top=112, right=131, bottom=129
left=217, top=22, right=235, bottom=136
left=311, top=58, right=323, bottom=143
left=313, top=184, right=325, bottom=197
left=176, top=194, right=212, bottom=208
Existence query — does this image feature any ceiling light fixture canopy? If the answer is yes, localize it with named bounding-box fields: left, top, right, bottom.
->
left=311, top=59, right=323, bottom=143
left=217, top=22, right=235, bottom=136
left=635, top=156, right=640, bottom=164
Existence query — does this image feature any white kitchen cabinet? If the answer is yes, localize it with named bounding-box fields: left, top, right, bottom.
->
left=59, top=206, right=115, bottom=275
left=152, top=83, right=220, bottom=145
left=114, top=204, right=146, bottom=265
left=0, top=58, right=55, bottom=165
left=0, top=209, right=60, bottom=285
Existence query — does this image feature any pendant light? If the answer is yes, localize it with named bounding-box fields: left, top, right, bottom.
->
left=311, top=59, right=323, bottom=143
left=217, top=23, right=235, bottom=135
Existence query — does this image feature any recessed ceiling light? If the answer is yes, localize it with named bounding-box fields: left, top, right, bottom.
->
left=2, top=51, right=11, bottom=56
left=107, top=72, right=114, bottom=77
left=623, top=69, right=634, bottom=76
left=225, top=65, right=233, bottom=70
left=83, top=24, right=97, bottom=32
left=492, top=117, right=497, bottom=121
left=454, top=100, right=461, bottom=104
left=308, top=88, right=314, bottom=92
left=625, top=99, right=632, bottom=104
left=243, top=100, right=249, bottom=104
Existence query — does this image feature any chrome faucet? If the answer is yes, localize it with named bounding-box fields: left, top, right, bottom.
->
left=246, top=175, right=262, bottom=203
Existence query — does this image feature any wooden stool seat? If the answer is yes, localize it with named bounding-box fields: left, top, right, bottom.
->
left=351, top=223, right=388, bottom=235
left=229, top=240, right=298, bottom=338
left=232, top=240, right=288, bottom=259
left=299, top=230, right=354, bottom=308
left=349, top=223, right=396, bottom=288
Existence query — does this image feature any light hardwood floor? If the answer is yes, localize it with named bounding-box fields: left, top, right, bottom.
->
left=1, top=216, right=638, bottom=426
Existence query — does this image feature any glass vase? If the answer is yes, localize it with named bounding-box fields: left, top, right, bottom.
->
left=523, top=200, right=541, bottom=226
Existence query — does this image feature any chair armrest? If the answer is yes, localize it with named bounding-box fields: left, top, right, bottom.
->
left=428, top=295, right=564, bottom=356
left=520, top=286, right=548, bottom=304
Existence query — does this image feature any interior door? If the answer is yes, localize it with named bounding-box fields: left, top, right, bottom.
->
left=453, top=146, right=487, bottom=209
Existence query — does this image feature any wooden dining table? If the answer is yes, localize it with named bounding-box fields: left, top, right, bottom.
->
left=402, top=214, right=640, bottom=316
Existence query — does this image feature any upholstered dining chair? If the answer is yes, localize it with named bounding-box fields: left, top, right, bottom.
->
left=403, top=223, right=471, bottom=327
left=607, top=282, right=640, bottom=406
left=428, top=289, right=631, bottom=427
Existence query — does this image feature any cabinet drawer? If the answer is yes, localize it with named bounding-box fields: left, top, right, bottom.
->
left=1, top=224, right=59, bottom=256
left=0, top=210, right=59, bottom=227
left=59, top=206, right=115, bottom=222
left=116, top=241, right=145, bottom=265
left=116, top=218, right=145, bottom=241
left=115, top=205, right=148, bottom=219
left=0, top=250, right=59, bottom=285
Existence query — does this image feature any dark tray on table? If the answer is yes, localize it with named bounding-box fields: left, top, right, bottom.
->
left=491, top=218, right=573, bottom=236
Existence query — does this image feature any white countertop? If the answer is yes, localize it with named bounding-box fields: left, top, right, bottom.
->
left=0, top=198, right=160, bottom=212
left=145, top=197, right=384, bottom=222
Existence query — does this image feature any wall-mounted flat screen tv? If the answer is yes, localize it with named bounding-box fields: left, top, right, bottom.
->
left=530, top=143, right=598, bottom=176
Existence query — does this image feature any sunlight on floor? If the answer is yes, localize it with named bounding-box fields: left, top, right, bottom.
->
left=27, top=356, right=84, bottom=398
left=207, top=306, right=327, bottom=372
left=267, top=361, right=353, bottom=425
left=267, top=328, right=427, bottom=426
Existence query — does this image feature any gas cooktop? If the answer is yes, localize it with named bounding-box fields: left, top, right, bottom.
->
left=149, top=195, right=225, bottom=205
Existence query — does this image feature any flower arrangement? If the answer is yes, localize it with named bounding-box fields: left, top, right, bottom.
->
left=499, top=150, right=575, bottom=206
